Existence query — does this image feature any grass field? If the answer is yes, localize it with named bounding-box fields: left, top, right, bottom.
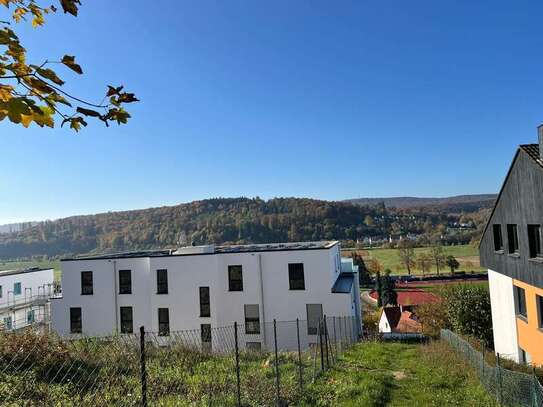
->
left=343, top=244, right=485, bottom=275
left=304, top=340, right=497, bottom=406
left=0, top=259, right=61, bottom=280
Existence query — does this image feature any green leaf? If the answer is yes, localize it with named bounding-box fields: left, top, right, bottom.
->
left=6, top=98, right=31, bottom=124
left=76, top=107, right=101, bottom=117
left=31, top=65, right=65, bottom=85
left=61, top=55, right=83, bottom=74
left=60, top=0, right=80, bottom=17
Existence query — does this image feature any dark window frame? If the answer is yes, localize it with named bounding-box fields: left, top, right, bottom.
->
left=515, top=286, right=527, bottom=319
left=199, top=286, right=210, bottom=317
left=244, top=304, right=260, bottom=334
left=13, top=282, right=21, bottom=295
left=81, top=271, right=93, bottom=295
left=158, top=308, right=170, bottom=336
left=537, top=295, right=543, bottom=329
left=157, top=269, right=168, bottom=294
left=201, top=323, right=211, bottom=348
left=528, top=225, right=543, bottom=259
left=306, top=303, right=323, bottom=335
left=288, top=263, right=305, bottom=290
left=493, top=224, right=504, bottom=252
left=70, top=307, right=82, bottom=334
left=507, top=224, right=520, bottom=254
left=228, top=265, right=243, bottom=291
left=120, top=306, right=133, bottom=334
left=119, top=269, right=132, bottom=294
left=246, top=342, right=262, bottom=351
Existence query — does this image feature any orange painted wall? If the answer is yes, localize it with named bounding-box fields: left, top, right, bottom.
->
left=513, top=279, right=543, bottom=366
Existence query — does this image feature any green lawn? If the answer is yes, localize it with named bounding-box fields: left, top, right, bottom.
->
left=304, top=341, right=497, bottom=407
left=0, top=259, right=61, bottom=280
left=344, top=244, right=485, bottom=275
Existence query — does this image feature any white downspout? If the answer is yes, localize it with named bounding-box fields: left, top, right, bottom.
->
left=258, top=253, right=266, bottom=347
left=112, top=260, right=119, bottom=334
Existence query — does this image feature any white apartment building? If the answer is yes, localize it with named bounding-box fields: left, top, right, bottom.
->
left=0, top=267, right=56, bottom=331
left=51, top=241, right=361, bottom=351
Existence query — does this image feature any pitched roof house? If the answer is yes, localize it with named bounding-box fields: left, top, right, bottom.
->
left=480, top=126, right=543, bottom=366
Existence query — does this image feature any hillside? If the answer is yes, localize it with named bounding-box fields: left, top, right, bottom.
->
left=0, top=197, right=489, bottom=260
left=345, top=194, right=496, bottom=210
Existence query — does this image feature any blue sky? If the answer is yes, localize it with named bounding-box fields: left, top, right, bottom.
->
left=1, top=0, right=542, bottom=224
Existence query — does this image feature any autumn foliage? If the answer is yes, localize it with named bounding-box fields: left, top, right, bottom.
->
left=0, top=0, right=138, bottom=131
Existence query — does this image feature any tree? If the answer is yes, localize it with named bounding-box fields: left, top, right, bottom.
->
left=366, top=257, right=382, bottom=276
left=429, top=242, right=446, bottom=275
left=416, top=252, right=432, bottom=275
left=442, top=284, right=493, bottom=346
left=363, top=215, right=375, bottom=227
left=397, top=239, right=415, bottom=275
left=446, top=256, right=460, bottom=274
left=417, top=285, right=493, bottom=345
left=374, top=268, right=397, bottom=307
left=351, top=252, right=372, bottom=286
left=0, top=0, right=138, bottom=131
left=380, top=269, right=398, bottom=307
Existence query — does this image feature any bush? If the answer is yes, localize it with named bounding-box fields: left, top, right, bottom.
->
left=418, top=284, right=493, bottom=346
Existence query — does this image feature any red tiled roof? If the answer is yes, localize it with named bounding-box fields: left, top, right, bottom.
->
left=382, top=307, right=402, bottom=329
left=396, top=310, right=422, bottom=333
left=370, top=289, right=440, bottom=306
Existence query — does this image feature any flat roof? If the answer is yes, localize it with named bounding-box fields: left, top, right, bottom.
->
left=61, top=241, right=339, bottom=261
left=0, top=267, right=54, bottom=277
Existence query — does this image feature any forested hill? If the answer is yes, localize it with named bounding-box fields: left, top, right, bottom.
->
left=345, top=194, right=497, bottom=210
left=0, top=197, right=489, bottom=260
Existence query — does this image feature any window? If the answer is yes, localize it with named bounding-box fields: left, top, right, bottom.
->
left=493, top=224, right=504, bottom=251
left=0, top=285, right=2, bottom=298
left=515, top=286, right=527, bottom=318
left=3, top=316, right=12, bottom=330
left=13, top=282, right=21, bottom=295
left=537, top=295, right=543, bottom=329
left=246, top=342, right=262, bottom=352
left=228, top=265, right=243, bottom=291
left=70, top=307, right=82, bottom=333
left=158, top=308, right=170, bottom=336
left=244, top=304, right=260, bottom=334
left=27, top=310, right=35, bottom=324
left=119, top=270, right=132, bottom=294
left=528, top=225, right=542, bottom=259
left=81, top=271, right=93, bottom=295
left=201, top=324, right=211, bottom=349
left=306, top=304, right=323, bottom=335
left=199, top=287, right=210, bottom=317
left=507, top=224, right=519, bottom=254
left=289, top=263, right=305, bottom=290
left=157, top=269, right=168, bottom=294
left=120, top=306, right=133, bottom=334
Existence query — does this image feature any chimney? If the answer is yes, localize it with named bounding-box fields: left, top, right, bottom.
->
left=539, top=125, right=543, bottom=160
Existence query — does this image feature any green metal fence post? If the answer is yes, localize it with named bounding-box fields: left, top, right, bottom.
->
left=481, top=343, right=485, bottom=383
left=296, top=318, right=303, bottom=396
left=497, top=353, right=503, bottom=406
left=234, top=322, right=241, bottom=407
left=533, top=367, right=538, bottom=407
left=273, top=319, right=280, bottom=407
left=333, top=316, right=338, bottom=362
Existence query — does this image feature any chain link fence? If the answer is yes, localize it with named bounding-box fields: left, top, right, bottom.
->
left=441, top=329, right=543, bottom=407
left=0, top=315, right=358, bottom=406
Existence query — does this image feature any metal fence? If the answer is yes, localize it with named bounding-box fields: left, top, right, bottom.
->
left=0, top=315, right=358, bottom=406
left=441, top=329, right=543, bottom=407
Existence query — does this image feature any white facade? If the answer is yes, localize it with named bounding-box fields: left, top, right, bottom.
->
left=488, top=269, right=520, bottom=362
left=0, top=268, right=55, bottom=331
left=52, top=241, right=361, bottom=351
left=378, top=311, right=392, bottom=333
